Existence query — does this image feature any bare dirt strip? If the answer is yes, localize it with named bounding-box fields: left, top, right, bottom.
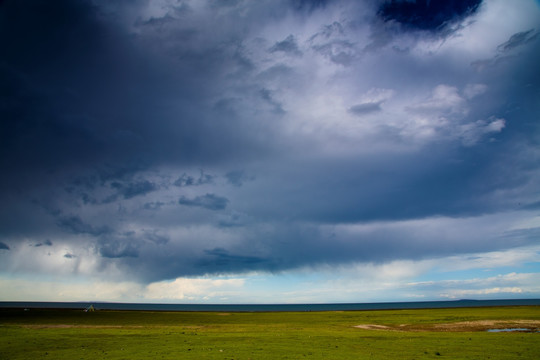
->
left=13, top=320, right=540, bottom=332
left=354, top=320, right=540, bottom=332
left=19, top=324, right=205, bottom=330
left=20, top=324, right=143, bottom=329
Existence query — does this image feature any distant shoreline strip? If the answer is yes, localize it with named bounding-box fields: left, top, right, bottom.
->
left=1, top=299, right=539, bottom=312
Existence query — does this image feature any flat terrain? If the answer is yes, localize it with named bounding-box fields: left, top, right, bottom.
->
left=1, top=306, right=539, bottom=359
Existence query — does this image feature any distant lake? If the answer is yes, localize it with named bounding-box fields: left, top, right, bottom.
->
left=1, top=299, right=539, bottom=312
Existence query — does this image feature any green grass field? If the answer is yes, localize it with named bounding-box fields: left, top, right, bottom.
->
left=1, top=306, right=539, bottom=359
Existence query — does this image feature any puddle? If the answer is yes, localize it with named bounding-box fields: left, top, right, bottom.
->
left=487, top=328, right=531, bottom=333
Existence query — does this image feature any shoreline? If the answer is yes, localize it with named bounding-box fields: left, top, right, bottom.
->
left=2, top=299, right=540, bottom=313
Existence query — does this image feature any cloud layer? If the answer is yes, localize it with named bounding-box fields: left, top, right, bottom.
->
left=1, top=0, right=539, bottom=301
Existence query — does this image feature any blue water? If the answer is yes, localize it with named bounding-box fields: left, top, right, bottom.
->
left=486, top=328, right=530, bottom=333
left=1, top=299, right=539, bottom=312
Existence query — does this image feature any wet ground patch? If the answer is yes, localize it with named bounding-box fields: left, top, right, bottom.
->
left=355, top=320, right=540, bottom=332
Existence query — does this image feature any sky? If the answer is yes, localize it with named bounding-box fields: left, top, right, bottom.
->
left=0, top=0, right=539, bottom=304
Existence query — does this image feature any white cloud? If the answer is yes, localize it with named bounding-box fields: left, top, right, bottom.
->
left=408, top=85, right=467, bottom=115
left=463, top=83, right=488, bottom=99
left=0, top=275, right=246, bottom=303
left=436, top=247, right=540, bottom=272
left=0, top=277, right=142, bottom=302
left=459, top=117, right=505, bottom=146
left=410, top=272, right=540, bottom=300
left=437, top=0, right=540, bottom=59
left=441, top=287, right=524, bottom=299
left=144, top=277, right=245, bottom=301
left=2, top=250, right=539, bottom=303
left=239, top=260, right=540, bottom=303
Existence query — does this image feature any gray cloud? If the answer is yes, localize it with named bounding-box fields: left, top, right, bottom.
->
left=472, top=29, right=539, bottom=70
left=143, top=229, right=169, bottom=245
left=0, top=242, right=9, bottom=250
left=100, top=214, right=540, bottom=282
left=56, top=216, right=111, bottom=237
left=112, top=180, right=158, bottom=200
left=99, top=237, right=140, bottom=259
left=199, top=248, right=270, bottom=270
left=309, top=22, right=358, bottom=65
left=349, top=102, right=382, bottom=116
left=269, top=35, right=303, bottom=56
left=292, top=0, right=330, bottom=11
left=174, top=171, right=215, bottom=187
left=143, top=201, right=166, bottom=211
left=497, top=29, right=538, bottom=53
left=225, top=170, right=254, bottom=187
left=0, top=0, right=272, bottom=196
left=34, top=239, right=53, bottom=247
left=259, top=88, right=286, bottom=115
left=378, top=0, right=483, bottom=32
left=179, top=194, right=229, bottom=210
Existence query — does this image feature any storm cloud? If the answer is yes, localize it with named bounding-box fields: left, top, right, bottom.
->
left=378, top=0, right=483, bottom=31
left=179, top=194, right=229, bottom=211
left=1, top=0, right=539, bottom=301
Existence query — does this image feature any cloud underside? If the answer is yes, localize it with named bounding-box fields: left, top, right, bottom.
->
left=0, top=0, right=539, bottom=286
left=379, top=0, right=483, bottom=31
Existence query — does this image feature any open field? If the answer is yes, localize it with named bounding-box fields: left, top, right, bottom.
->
left=1, top=306, right=539, bottom=359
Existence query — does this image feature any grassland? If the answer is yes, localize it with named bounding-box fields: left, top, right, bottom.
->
left=1, top=306, right=539, bottom=359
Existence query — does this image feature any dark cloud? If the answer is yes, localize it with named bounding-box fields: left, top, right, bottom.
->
left=34, top=239, right=53, bottom=247
left=225, top=170, right=254, bottom=187
left=497, top=29, right=538, bottom=53
left=0, top=0, right=538, bottom=286
left=199, top=248, right=270, bottom=270
left=259, top=88, right=286, bottom=115
left=349, top=102, right=382, bottom=116
left=378, top=0, right=483, bottom=31
left=116, top=216, right=540, bottom=281
left=0, top=0, right=272, bottom=196
left=99, top=238, right=139, bottom=259
left=309, top=22, right=357, bottom=65
left=225, top=171, right=244, bottom=187
left=521, top=201, right=540, bottom=211
left=174, top=174, right=196, bottom=187
left=232, top=152, right=501, bottom=223
left=0, top=0, right=139, bottom=180
left=498, top=226, right=540, bottom=245
left=179, top=194, right=229, bottom=210
left=269, top=35, right=303, bottom=56
left=143, top=230, right=169, bottom=245
left=111, top=180, right=157, bottom=199
left=173, top=171, right=215, bottom=187
left=291, top=0, right=330, bottom=11
left=56, top=216, right=111, bottom=236
left=472, top=29, right=540, bottom=71
left=210, top=0, right=243, bottom=8
left=143, top=201, right=166, bottom=211
left=313, top=40, right=356, bottom=65
left=217, top=212, right=250, bottom=228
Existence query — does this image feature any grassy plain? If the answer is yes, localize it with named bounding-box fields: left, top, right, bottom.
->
left=1, top=306, right=539, bottom=359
